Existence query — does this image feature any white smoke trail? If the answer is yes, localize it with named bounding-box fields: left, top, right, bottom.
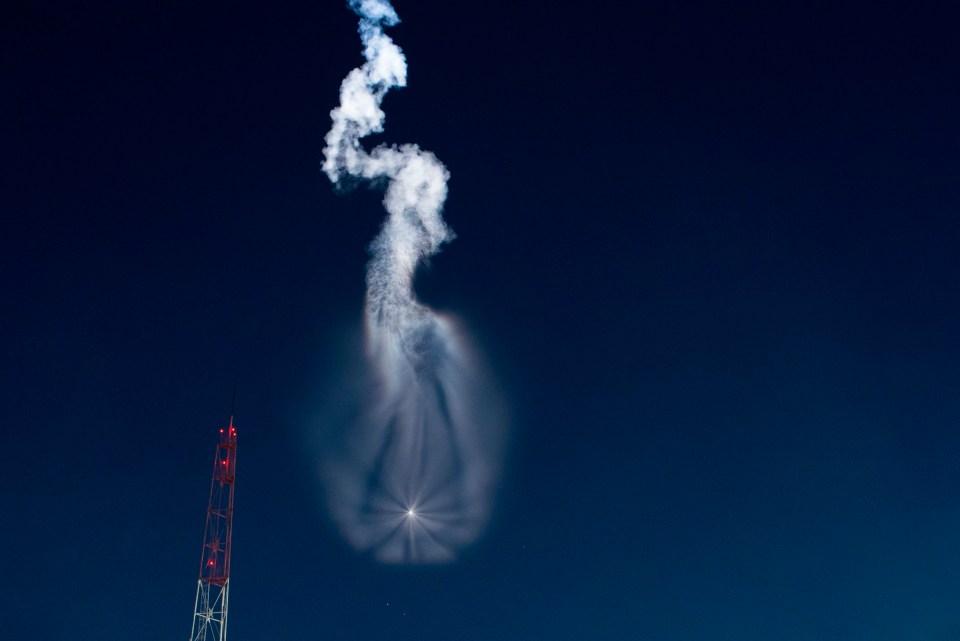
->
left=321, top=0, right=505, bottom=563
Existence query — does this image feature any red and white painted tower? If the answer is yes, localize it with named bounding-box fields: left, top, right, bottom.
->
left=189, top=416, right=237, bottom=641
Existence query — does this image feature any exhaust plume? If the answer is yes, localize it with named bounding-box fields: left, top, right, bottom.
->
left=321, top=0, right=505, bottom=563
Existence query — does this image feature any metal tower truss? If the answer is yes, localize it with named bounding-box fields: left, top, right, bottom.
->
left=190, top=417, right=237, bottom=641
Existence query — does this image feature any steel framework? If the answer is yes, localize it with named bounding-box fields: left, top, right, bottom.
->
left=189, top=416, right=237, bottom=641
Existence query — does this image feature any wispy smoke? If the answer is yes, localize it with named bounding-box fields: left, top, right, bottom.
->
left=321, top=0, right=505, bottom=563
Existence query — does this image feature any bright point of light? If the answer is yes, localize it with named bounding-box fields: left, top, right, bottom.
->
left=407, top=508, right=416, bottom=518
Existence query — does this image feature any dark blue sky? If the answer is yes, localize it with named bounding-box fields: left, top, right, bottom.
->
left=2, top=1, right=959, bottom=639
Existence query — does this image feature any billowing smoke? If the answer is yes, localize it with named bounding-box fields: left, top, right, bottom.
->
left=320, top=0, right=506, bottom=563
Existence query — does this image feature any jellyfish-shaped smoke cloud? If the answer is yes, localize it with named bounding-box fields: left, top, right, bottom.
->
left=321, top=0, right=506, bottom=563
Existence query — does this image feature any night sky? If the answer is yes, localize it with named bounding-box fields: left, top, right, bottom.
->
left=3, top=1, right=960, bottom=639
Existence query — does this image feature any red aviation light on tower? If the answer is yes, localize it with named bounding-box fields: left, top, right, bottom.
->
left=189, top=414, right=238, bottom=641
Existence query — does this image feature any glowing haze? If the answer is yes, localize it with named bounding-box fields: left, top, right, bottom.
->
left=320, top=0, right=506, bottom=563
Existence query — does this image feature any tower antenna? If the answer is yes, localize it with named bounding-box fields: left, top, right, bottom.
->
left=230, top=381, right=237, bottom=426
left=188, top=411, right=238, bottom=641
